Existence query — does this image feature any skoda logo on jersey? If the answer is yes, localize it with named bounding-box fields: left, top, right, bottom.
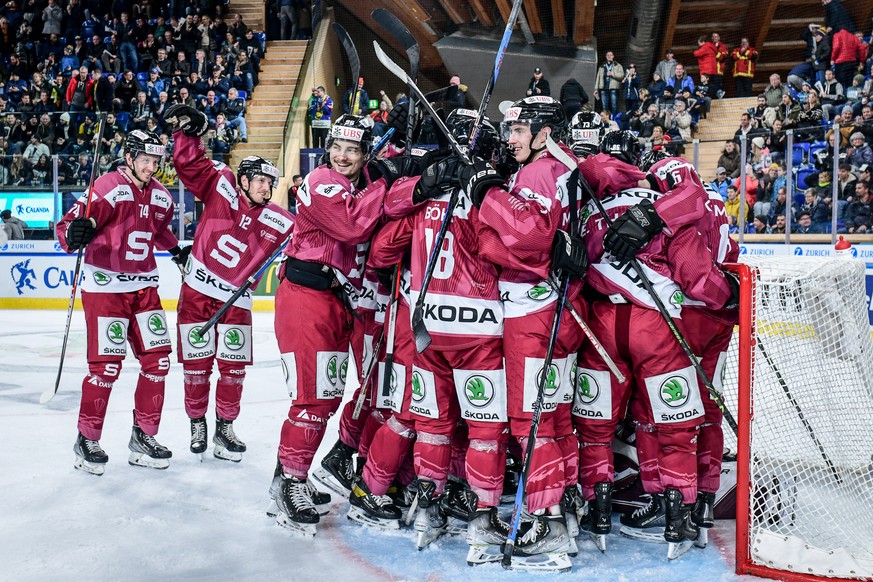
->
left=327, top=355, right=339, bottom=386
left=537, top=364, right=561, bottom=397
left=107, top=321, right=126, bottom=345
left=793, top=247, right=803, bottom=256
left=93, top=271, right=111, bottom=286
left=148, top=314, right=167, bottom=336
left=411, top=371, right=425, bottom=402
left=527, top=285, right=551, bottom=301
left=464, top=375, right=494, bottom=408
left=577, top=373, right=600, bottom=404
left=189, top=327, right=210, bottom=349
left=660, top=376, right=690, bottom=408
left=669, top=290, right=684, bottom=308
left=339, top=358, right=348, bottom=385
left=224, top=328, right=244, bottom=351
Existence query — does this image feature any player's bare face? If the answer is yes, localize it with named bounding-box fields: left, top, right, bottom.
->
left=245, top=175, right=273, bottom=204
left=507, top=123, right=533, bottom=163
left=329, top=140, right=365, bottom=179
left=128, top=153, right=161, bottom=186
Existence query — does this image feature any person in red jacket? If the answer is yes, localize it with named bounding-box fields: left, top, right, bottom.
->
left=731, top=37, right=759, bottom=97
left=831, top=27, right=862, bottom=89
left=693, top=33, right=729, bottom=98
left=65, top=66, right=95, bottom=126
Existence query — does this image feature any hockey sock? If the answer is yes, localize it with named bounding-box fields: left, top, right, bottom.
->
left=556, top=433, right=579, bottom=488
left=78, top=373, right=114, bottom=441
left=215, top=372, right=245, bottom=421
left=414, top=431, right=452, bottom=493
left=183, top=370, right=211, bottom=419
left=133, top=371, right=167, bottom=436
left=465, top=437, right=508, bottom=507
left=337, top=386, right=372, bottom=449
left=519, top=436, right=565, bottom=513
left=635, top=423, right=662, bottom=494
left=657, top=427, right=699, bottom=504
left=357, top=410, right=386, bottom=460
left=362, top=415, right=415, bottom=496
left=578, top=439, right=614, bottom=501
left=697, top=422, right=724, bottom=493
left=279, top=405, right=331, bottom=479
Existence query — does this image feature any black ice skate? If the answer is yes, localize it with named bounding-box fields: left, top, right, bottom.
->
left=267, top=459, right=331, bottom=517
left=619, top=493, right=667, bottom=543
left=691, top=491, right=715, bottom=548
left=275, top=475, right=320, bottom=537
left=507, top=513, right=573, bottom=573
left=190, top=417, right=207, bottom=458
left=561, top=486, right=581, bottom=556
left=581, top=482, right=612, bottom=553
left=412, top=480, right=448, bottom=550
left=500, top=454, right=522, bottom=503
left=128, top=415, right=172, bottom=470
left=347, top=475, right=401, bottom=530
left=311, top=439, right=356, bottom=496
left=440, top=478, right=477, bottom=522
left=664, top=487, right=700, bottom=560
left=213, top=417, right=246, bottom=462
left=466, top=506, right=510, bottom=565
left=73, top=432, right=108, bottom=476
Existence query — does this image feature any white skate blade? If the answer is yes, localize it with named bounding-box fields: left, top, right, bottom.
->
left=565, top=512, right=579, bottom=539
left=276, top=511, right=316, bottom=538
left=415, top=525, right=447, bottom=550
left=619, top=525, right=667, bottom=544
left=213, top=445, right=243, bottom=463
left=667, top=539, right=696, bottom=560
left=313, top=500, right=330, bottom=516
left=404, top=493, right=419, bottom=526
left=567, top=536, right=579, bottom=557
left=128, top=452, right=170, bottom=470
left=265, top=498, right=279, bottom=518
left=588, top=531, right=607, bottom=553
left=506, top=552, right=572, bottom=573
left=311, top=468, right=351, bottom=497
left=466, top=544, right=503, bottom=565
left=74, top=456, right=105, bottom=476
left=694, top=527, right=709, bottom=548
left=446, top=519, right=467, bottom=536
left=346, top=506, right=400, bottom=530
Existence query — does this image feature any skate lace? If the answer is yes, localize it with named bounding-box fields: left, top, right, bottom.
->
left=140, top=432, right=164, bottom=450
left=631, top=497, right=656, bottom=519
left=287, top=481, right=317, bottom=511
left=84, top=439, right=103, bottom=453
left=372, top=494, right=395, bottom=508
left=519, top=518, right=546, bottom=544
left=220, top=422, right=239, bottom=443
left=191, top=421, right=206, bottom=441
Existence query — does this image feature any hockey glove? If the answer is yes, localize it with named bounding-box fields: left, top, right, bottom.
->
left=603, top=199, right=664, bottom=264
left=66, top=217, right=97, bottom=250
left=723, top=268, right=740, bottom=310
left=414, top=147, right=452, bottom=175
left=367, top=157, right=419, bottom=188
left=551, top=229, right=589, bottom=278
left=163, top=103, right=209, bottom=137
left=169, top=245, right=192, bottom=267
left=385, top=102, right=410, bottom=143
left=413, top=155, right=462, bottom=204
left=458, top=158, right=507, bottom=208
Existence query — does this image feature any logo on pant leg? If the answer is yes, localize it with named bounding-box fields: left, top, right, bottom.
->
left=645, top=365, right=703, bottom=424
left=659, top=376, right=689, bottom=407
left=411, top=370, right=425, bottom=402
left=223, top=328, right=244, bottom=350
left=189, top=326, right=210, bottom=348
left=454, top=367, right=507, bottom=422
left=537, top=363, right=561, bottom=398
left=148, top=314, right=168, bottom=336
left=464, top=375, right=494, bottom=408
left=107, top=320, right=126, bottom=344
left=577, top=373, right=600, bottom=404
left=572, top=367, right=612, bottom=420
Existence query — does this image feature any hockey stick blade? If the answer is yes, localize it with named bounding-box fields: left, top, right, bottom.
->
left=371, top=9, right=419, bottom=81
left=544, top=135, right=739, bottom=435
left=333, top=23, right=361, bottom=112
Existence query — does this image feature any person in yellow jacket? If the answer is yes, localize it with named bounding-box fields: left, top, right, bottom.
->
left=732, top=37, right=759, bottom=98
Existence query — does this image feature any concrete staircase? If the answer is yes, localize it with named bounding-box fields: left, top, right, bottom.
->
left=229, top=40, right=307, bottom=172
left=226, top=0, right=265, bottom=34
left=684, top=97, right=757, bottom=180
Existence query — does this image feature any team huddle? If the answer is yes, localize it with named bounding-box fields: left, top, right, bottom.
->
left=57, top=95, right=739, bottom=572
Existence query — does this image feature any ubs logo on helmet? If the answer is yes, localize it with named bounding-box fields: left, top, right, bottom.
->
left=332, top=126, right=364, bottom=141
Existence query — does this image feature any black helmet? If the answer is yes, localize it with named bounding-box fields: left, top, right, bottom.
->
left=124, top=129, right=165, bottom=160
left=326, top=114, right=375, bottom=156
left=639, top=148, right=670, bottom=172
left=599, top=130, right=642, bottom=166
left=445, top=108, right=500, bottom=160
left=571, top=141, right=600, bottom=159
left=500, top=96, right=568, bottom=144
left=569, top=111, right=603, bottom=149
left=237, top=155, right=279, bottom=186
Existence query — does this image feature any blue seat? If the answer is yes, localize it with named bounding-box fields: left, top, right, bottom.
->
left=116, top=111, right=130, bottom=131
left=792, top=142, right=810, bottom=165
left=237, top=90, right=247, bottom=100
left=795, top=164, right=817, bottom=192
left=809, top=140, right=828, bottom=160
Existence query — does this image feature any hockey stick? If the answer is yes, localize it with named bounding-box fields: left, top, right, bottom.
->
left=198, top=234, right=291, bottom=337
left=372, top=128, right=395, bottom=155
left=503, top=275, right=571, bottom=569
left=333, top=23, right=361, bottom=116
left=380, top=264, right=402, bottom=401
left=757, top=336, right=842, bottom=483
left=42, top=112, right=108, bottom=405
left=371, top=9, right=419, bottom=154
left=544, top=136, right=739, bottom=435
left=351, top=324, right=386, bottom=421
left=546, top=276, right=626, bottom=384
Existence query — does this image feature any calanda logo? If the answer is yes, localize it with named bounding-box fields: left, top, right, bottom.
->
left=188, top=327, right=209, bottom=349
left=527, top=285, right=551, bottom=301
left=93, top=271, right=111, bottom=286
left=464, top=375, right=494, bottom=407
left=577, top=373, right=600, bottom=404
left=224, top=328, right=244, bottom=350
left=660, top=376, right=689, bottom=407
left=106, top=321, right=126, bottom=345
left=537, top=363, right=561, bottom=397
left=148, top=314, right=167, bottom=336
left=411, top=370, right=424, bottom=401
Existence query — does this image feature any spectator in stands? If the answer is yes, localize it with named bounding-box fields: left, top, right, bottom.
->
left=115, top=70, right=140, bottom=112
left=240, top=29, right=263, bottom=71
left=343, top=77, right=369, bottom=116
left=183, top=212, right=196, bottom=239
left=793, top=210, right=815, bottom=233
left=199, top=90, right=222, bottom=125
left=667, top=97, right=692, bottom=147
left=831, top=27, right=861, bottom=89
left=667, top=62, right=695, bottom=94
left=649, top=124, right=673, bottom=153
left=844, top=179, right=872, bottom=232
left=825, top=105, right=856, bottom=146
left=232, top=53, right=257, bottom=94
left=23, top=135, right=50, bottom=167
left=749, top=95, right=771, bottom=129
left=34, top=91, right=56, bottom=115
left=719, top=139, right=742, bottom=178
left=734, top=163, right=759, bottom=208
left=34, top=113, right=55, bottom=150
left=174, top=51, right=191, bottom=78
left=734, top=112, right=756, bottom=144
left=763, top=74, right=790, bottom=109
left=836, top=162, right=857, bottom=206
left=846, top=74, right=867, bottom=108
left=816, top=69, right=846, bottom=121
left=1, top=209, right=27, bottom=239
left=230, top=14, right=248, bottom=39
left=770, top=213, right=788, bottom=234
left=654, top=49, right=677, bottom=84
left=752, top=215, right=770, bottom=233
left=307, top=85, right=331, bottom=148
left=796, top=90, right=825, bottom=140
left=287, top=174, right=302, bottom=213
left=207, top=111, right=236, bottom=160
left=594, top=52, right=623, bottom=114
left=630, top=103, right=662, bottom=140
left=41, top=0, right=62, bottom=38
left=526, top=67, right=550, bottom=97
left=94, top=70, right=116, bottom=112
left=693, top=73, right=712, bottom=119
left=647, top=71, right=666, bottom=100
left=659, top=85, right=676, bottom=113
left=622, top=64, right=640, bottom=114
left=130, top=91, right=152, bottom=130
left=711, top=167, right=730, bottom=200
left=724, top=184, right=742, bottom=225
left=766, top=119, right=788, bottom=162
left=768, top=187, right=797, bottom=225
left=731, top=37, right=758, bottom=97
left=176, top=87, right=196, bottom=108
left=29, top=153, right=49, bottom=184
left=559, top=76, right=588, bottom=118
left=810, top=28, right=832, bottom=86
left=221, top=87, right=248, bottom=142
left=101, top=34, right=122, bottom=74
left=114, top=13, right=138, bottom=73
left=848, top=132, right=873, bottom=168
left=693, top=32, right=728, bottom=98
left=776, top=93, right=802, bottom=129
left=756, top=163, right=781, bottom=216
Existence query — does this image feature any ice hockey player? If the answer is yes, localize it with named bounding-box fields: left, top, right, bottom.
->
left=471, top=96, right=588, bottom=572
left=568, top=111, right=604, bottom=158
left=572, top=132, right=738, bottom=559
left=271, top=114, right=418, bottom=537
left=57, top=129, right=178, bottom=475
left=163, top=103, right=295, bottom=463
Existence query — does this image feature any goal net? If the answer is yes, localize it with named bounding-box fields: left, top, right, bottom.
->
left=723, top=256, right=873, bottom=581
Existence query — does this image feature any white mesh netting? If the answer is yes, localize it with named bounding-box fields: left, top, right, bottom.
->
left=721, top=256, right=873, bottom=579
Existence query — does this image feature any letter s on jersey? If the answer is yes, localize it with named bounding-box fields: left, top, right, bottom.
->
left=125, top=231, right=153, bottom=261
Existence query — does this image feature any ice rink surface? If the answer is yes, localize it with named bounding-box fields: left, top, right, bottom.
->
left=1, top=310, right=751, bottom=581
